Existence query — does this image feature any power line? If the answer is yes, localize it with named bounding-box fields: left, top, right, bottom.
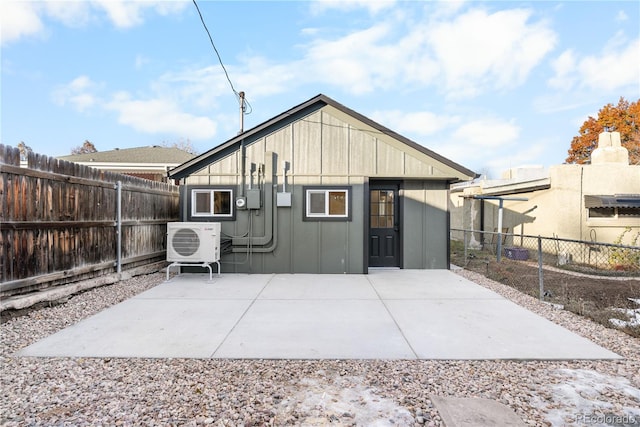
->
left=191, top=0, right=241, bottom=103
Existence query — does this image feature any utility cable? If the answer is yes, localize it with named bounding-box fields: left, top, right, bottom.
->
left=191, top=0, right=243, bottom=105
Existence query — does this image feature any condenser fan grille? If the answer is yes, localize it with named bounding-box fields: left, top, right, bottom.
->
left=171, top=228, right=200, bottom=256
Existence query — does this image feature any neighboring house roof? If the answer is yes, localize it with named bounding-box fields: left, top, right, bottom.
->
left=58, top=146, right=195, bottom=164
left=452, top=177, right=552, bottom=197
left=57, top=146, right=195, bottom=175
left=451, top=165, right=551, bottom=197
left=168, top=94, right=477, bottom=181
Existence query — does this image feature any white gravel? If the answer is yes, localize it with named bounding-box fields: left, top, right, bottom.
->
left=2, top=269, right=639, bottom=426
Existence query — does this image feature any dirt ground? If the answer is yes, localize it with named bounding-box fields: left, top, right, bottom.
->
left=451, top=246, right=640, bottom=338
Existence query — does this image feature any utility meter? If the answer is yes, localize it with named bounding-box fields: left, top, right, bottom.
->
left=235, top=197, right=247, bottom=209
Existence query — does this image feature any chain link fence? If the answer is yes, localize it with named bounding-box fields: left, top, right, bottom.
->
left=451, top=228, right=640, bottom=337
left=451, top=228, right=640, bottom=296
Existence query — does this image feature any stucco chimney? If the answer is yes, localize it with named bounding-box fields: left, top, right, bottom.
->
left=590, top=131, right=629, bottom=164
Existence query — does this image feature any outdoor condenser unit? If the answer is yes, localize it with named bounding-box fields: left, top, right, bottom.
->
left=167, top=222, right=221, bottom=262
left=166, top=222, right=221, bottom=280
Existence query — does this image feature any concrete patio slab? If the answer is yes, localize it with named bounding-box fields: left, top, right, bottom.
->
left=18, top=298, right=252, bottom=358
left=368, top=269, right=500, bottom=300
left=136, top=273, right=273, bottom=300
left=385, top=299, right=618, bottom=359
left=16, top=270, right=622, bottom=360
left=215, top=299, right=415, bottom=359
left=259, top=274, right=378, bottom=300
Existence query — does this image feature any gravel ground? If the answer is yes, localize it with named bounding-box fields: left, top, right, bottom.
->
left=2, top=270, right=640, bottom=426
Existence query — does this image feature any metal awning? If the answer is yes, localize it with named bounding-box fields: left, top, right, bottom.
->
left=584, top=195, right=640, bottom=208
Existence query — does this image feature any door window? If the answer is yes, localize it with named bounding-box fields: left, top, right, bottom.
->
left=370, top=190, right=394, bottom=229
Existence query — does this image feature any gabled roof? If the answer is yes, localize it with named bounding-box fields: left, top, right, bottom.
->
left=58, top=146, right=195, bottom=164
left=168, top=94, right=477, bottom=181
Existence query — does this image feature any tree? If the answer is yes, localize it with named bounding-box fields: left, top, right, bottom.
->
left=566, top=97, right=640, bottom=165
left=16, top=141, right=33, bottom=160
left=71, top=140, right=98, bottom=155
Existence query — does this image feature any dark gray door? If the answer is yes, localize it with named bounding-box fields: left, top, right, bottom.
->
left=369, top=185, right=400, bottom=267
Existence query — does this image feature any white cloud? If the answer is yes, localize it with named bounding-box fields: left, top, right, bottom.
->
left=0, top=0, right=188, bottom=44
left=431, top=124, right=540, bottom=179
left=483, top=142, right=547, bottom=177
left=580, top=38, right=640, bottom=91
left=548, top=49, right=577, bottom=90
left=51, top=76, right=100, bottom=112
left=616, top=10, right=628, bottom=21
left=0, top=1, right=44, bottom=45
left=304, top=23, right=401, bottom=94
left=91, top=1, right=188, bottom=28
left=106, top=92, right=217, bottom=139
left=52, top=73, right=219, bottom=139
left=372, top=110, right=460, bottom=136
left=426, top=8, right=557, bottom=98
left=532, top=94, right=592, bottom=114
left=453, top=118, right=520, bottom=148
left=236, top=56, right=298, bottom=97
left=430, top=0, right=467, bottom=19
left=287, top=5, right=556, bottom=98
left=135, top=54, right=150, bottom=70
left=44, top=1, right=92, bottom=28
left=310, top=0, right=396, bottom=15
left=92, top=1, right=144, bottom=28
left=547, top=37, right=640, bottom=92
left=154, top=65, right=235, bottom=111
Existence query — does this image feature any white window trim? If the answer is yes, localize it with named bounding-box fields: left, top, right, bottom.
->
left=305, top=189, right=349, bottom=218
left=191, top=189, right=234, bottom=217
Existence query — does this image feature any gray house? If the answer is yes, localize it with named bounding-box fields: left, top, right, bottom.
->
left=168, top=94, right=476, bottom=273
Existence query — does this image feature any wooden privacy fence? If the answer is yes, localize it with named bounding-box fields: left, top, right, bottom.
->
left=0, top=145, right=179, bottom=300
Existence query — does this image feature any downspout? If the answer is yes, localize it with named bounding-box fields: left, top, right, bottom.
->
left=239, top=92, right=246, bottom=198
left=180, top=180, right=189, bottom=221
left=239, top=138, right=246, bottom=198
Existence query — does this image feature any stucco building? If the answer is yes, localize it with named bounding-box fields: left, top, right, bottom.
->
left=451, top=131, right=640, bottom=247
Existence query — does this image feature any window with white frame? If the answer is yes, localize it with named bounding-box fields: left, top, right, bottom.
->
left=304, top=187, right=351, bottom=220
left=191, top=189, right=233, bottom=217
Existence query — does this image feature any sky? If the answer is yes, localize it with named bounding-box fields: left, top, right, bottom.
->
left=1, top=0, right=639, bottom=178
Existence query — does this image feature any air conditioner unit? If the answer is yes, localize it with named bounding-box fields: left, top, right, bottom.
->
left=167, top=222, right=221, bottom=263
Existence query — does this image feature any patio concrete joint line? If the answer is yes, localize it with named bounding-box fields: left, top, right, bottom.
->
left=208, top=273, right=276, bottom=358
left=364, top=274, right=419, bottom=359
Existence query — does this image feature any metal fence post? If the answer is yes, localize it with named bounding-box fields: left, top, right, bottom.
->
left=463, top=229, right=468, bottom=265
left=538, top=236, right=544, bottom=300
left=496, top=199, right=503, bottom=262
left=116, top=180, right=122, bottom=274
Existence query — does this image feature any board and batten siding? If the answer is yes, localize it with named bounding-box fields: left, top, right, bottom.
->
left=184, top=107, right=455, bottom=273
left=402, top=181, right=450, bottom=269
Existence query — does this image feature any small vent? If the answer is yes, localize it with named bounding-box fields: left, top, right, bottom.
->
left=171, top=228, right=200, bottom=257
